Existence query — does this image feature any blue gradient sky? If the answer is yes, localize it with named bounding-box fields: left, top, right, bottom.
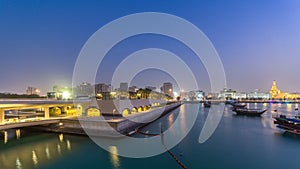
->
left=1, top=0, right=300, bottom=94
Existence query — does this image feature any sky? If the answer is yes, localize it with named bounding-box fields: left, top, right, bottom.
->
left=1, top=0, right=300, bottom=94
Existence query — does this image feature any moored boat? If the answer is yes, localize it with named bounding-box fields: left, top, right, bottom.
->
left=231, top=102, right=247, bottom=108
left=232, top=107, right=267, bottom=116
left=204, top=101, right=211, bottom=108
left=273, top=115, right=300, bottom=134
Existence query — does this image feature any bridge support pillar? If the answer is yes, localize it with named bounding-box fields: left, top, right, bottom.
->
left=0, top=109, right=4, bottom=124
left=44, top=107, right=50, bottom=119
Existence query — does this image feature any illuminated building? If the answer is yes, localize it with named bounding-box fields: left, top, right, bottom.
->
left=269, top=80, right=300, bottom=100
left=219, top=88, right=236, bottom=99
left=181, top=90, right=205, bottom=101
left=162, top=82, right=173, bottom=97
left=26, top=87, right=40, bottom=95
left=247, top=91, right=270, bottom=99
left=49, top=85, right=73, bottom=99
left=232, top=92, right=247, bottom=100
left=269, top=80, right=281, bottom=98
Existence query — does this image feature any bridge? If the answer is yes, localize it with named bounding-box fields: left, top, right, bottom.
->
left=0, top=119, right=60, bottom=130
left=0, top=99, right=92, bottom=125
left=0, top=98, right=169, bottom=135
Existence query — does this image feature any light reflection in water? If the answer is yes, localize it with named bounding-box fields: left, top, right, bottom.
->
left=67, top=140, right=72, bottom=151
left=16, top=157, right=22, bottom=169
left=286, top=103, right=292, bottom=112
left=57, top=144, right=61, bottom=155
left=179, top=105, right=187, bottom=134
left=59, top=134, right=64, bottom=142
left=45, top=146, right=51, bottom=159
left=1, top=133, right=74, bottom=169
left=167, top=113, right=175, bottom=134
left=278, top=103, right=281, bottom=108
left=263, top=103, right=267, bottom=107
left=4, top=131, right=8, bottom=144
left=254, top=103, right=257, bottom=109
left=109, top=146, right=120, bottom=168
left=16, top=129, right=21, bottom=140
left=32, top=150, right=38, bottom=167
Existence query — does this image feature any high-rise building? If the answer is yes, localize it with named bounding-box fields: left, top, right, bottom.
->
left=120, top=82, right=128, bottom=92
left=26, top=87, right=40, bottom=95
left=162, top=82, right=173, bottom=97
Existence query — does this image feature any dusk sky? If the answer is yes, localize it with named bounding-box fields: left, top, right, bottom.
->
left=1, top=0, right=300, bottom=94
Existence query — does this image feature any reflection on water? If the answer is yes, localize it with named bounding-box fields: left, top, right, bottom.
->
left=57, top=144, right=61, bottom=155
left=287, top=103, right=293, bottom=112
left=254, top=102, right=257, bottom=109
left=263, top=103, right=268, bottom=107
left=67, top=140, right=71, bottom=150
left=16, top=129, right=21, bottom=140
left=4, top=131, right=8, bottom=144
left=59, top=133, right=64, bottom=143
left=1, top=103, right=300, bottom=169
left=45, top=146, right=50, bottom=159
left=16, top=157, right=22, bottom=169
left=0, top=133, right=73, bottom=169
left=109, top=146, right=120, bottom=169
left=32, top=150, right=38, bottom=167
left=179, top=105, right=187, bottom=134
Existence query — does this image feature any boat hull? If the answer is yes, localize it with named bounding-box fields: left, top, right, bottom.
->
left=233, top=109, right=267, bottom=116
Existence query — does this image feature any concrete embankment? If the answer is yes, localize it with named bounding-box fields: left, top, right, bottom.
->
left=34, top=102, right=182, bottom=137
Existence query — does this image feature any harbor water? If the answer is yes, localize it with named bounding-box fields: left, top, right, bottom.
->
left=1, top=103, right=300, bottom=169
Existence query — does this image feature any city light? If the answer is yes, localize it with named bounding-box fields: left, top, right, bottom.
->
left=62, top=91, right=71, bottom=100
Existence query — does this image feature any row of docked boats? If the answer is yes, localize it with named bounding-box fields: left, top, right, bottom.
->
left=229, top=101, right=267, bottom=116
left=273, top=114, right=300, bottom=134
left=203, top=100, right=267, bottom=116
left=205, top=100, right=300, bottom=134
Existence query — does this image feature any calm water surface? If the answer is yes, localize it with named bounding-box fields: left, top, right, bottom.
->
left=1, top=103, right=300, bottom=169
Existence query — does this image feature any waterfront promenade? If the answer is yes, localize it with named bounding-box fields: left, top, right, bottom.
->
left=0, top=98, right=181, bottom=137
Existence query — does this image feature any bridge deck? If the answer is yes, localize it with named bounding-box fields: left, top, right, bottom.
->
left=0, top=119, right=60, bottom=130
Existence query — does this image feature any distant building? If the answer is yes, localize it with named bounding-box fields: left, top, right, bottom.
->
left=95, top=83, right=111, bottom=93
left=219, top=88, right=236, bottom=99
left=233, top=92, right=247, bottom=99
left=247, top=90, right=270, bottom=100
left=119, top=82, right=128, bottom=92
left=26, top=87, right=40, bottom=95
left=268, top=80, right=300, bottom=100
left=129, top=86, right=138, bottom=92
left=47, top=92, right=57, bottom=99
left=269, top=80, right=281, bottom=98
left=207, top=93, right=219, bottom=100
left=48, top=85, right=73, bottom=99
left=181, top=90, right=205, bottom=101
left=75, top=82, right=93, bottom=97
left=162, top=82, right=173, bottom=97
left=145, top=86, right=156, bottom=91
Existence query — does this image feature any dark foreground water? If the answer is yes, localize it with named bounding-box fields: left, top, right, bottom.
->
left=1, top=103, right=300, bottom=169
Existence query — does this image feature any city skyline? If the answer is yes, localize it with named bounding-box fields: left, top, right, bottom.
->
left=1, top=1, right=300, bottom=94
